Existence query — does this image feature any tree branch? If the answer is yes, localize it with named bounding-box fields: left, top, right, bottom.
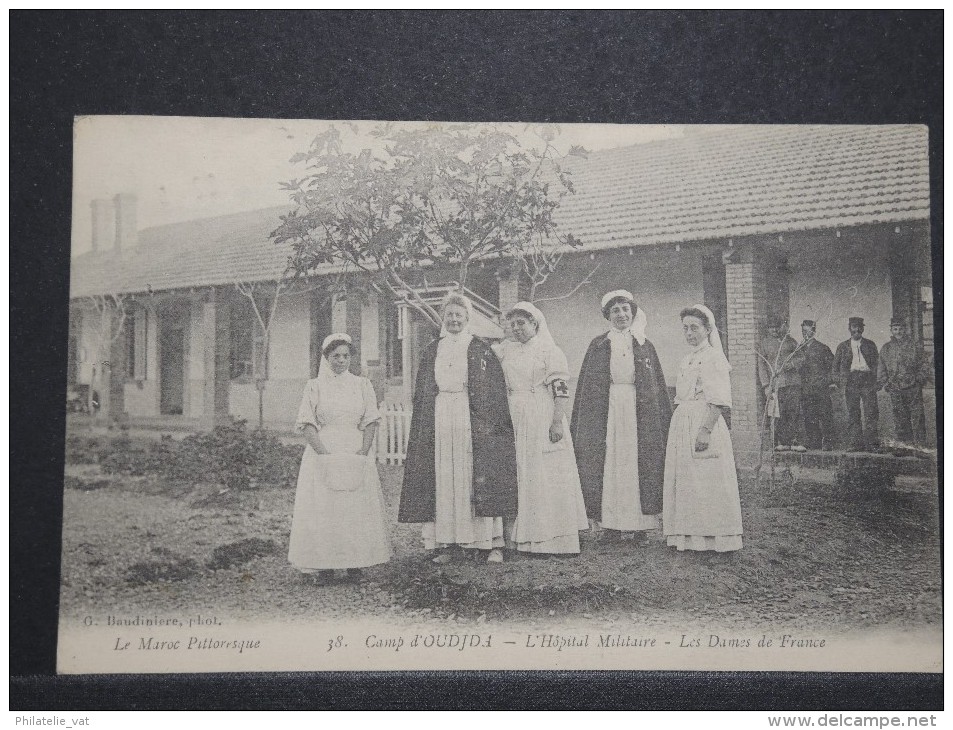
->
left=386, top=269, right=441, bottom=326
left=534, top=262, right=601, bottom=304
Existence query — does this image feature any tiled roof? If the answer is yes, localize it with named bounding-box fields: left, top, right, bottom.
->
left=70, top=206, right=296, bottom=298
left=70, top=125, right=929, bottom=298
left=555, top=124, right=929, bottom=250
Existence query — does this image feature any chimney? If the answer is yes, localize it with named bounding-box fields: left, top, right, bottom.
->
left=114, top=192, right=138, bottom=253
left=90, top=198, right=114, bottom=253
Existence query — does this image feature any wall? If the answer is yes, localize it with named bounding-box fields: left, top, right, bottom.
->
left=374, top=247, right=705, bottom=407
left=123, top=378, right=159, bottom=416
left=538, top=247, right=705, bottom=394
left=787, top=230, right=894, bottom=353
left=786, top=226, right=935, bottom=446
left=230, top=290, right=311, bottom=427
left=70, top=217, right=936, bottom=446
left=122, top=307, right=160, bottom=416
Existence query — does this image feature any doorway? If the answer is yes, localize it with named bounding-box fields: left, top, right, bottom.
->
left=160, top=305, right=188, bottom=415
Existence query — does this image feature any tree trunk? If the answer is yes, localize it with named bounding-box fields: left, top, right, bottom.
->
left=90, top=365, right=104, bottom=427
left=92, top=309, right=111, bottom=427
left=258, top=386, right=265, bottom=431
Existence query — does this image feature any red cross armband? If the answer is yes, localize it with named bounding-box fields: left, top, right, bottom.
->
left=551, top=379, right=570, bottom=398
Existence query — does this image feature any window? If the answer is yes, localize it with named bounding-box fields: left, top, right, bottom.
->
left=125, top=307, right=147, bottom=380
left=230, top=296, right=268, bottom=380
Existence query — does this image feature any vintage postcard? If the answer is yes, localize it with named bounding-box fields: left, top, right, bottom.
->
left=58, top=117, right=940, bottom=674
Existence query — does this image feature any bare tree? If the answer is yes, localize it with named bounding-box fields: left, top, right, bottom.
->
left=755, top=333, right=809, bottom=487
left=85, top=292, right=129, bottom=425
left=234, top=270, right=352, bottom=430
left=234, top=279, right=284, bottom=430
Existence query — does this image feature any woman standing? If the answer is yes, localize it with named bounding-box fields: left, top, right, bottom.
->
left=398, top=293, right=518, bottom=564
left=288, top=334, right=391, bottom=585
left=570, top=290, right=672, bottom=540
left=663, top=305, right=743, bottom=553
left=494, top=302, right=589, bottom=554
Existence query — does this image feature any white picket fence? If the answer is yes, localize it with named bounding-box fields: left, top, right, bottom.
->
left=376, top=402, right=412, bottom=465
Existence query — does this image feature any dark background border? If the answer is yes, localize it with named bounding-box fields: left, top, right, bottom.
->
left=10, top=9, right=943, bottom=710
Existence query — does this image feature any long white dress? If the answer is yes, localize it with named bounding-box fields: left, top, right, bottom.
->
left=288, top=372, right=392, bottom=570
left=600, top=329, right=662, bottom=531
left=495, top=338, right=589, bottom=553
left=662, top=342, right=744, bottom=552
left=422, top=332, right=504, bottom=550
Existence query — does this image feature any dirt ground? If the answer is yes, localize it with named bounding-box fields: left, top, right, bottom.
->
left=59, top=459, right=941, bottom=635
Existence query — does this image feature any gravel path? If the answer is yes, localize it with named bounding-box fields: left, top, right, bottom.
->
left=60, top=463, right=941, bottom=635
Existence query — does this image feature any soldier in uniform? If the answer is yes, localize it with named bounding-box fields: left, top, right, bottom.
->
left=832, top=316, right=880, bottom=451
left=877, top=316, right=930, bottom=448
left=798, top=320, right=836, bottom=450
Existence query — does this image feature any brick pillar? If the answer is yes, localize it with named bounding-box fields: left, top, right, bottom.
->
left=725, top=246, right=768, bottom=466
left=201, top=290, right=231, bottom=429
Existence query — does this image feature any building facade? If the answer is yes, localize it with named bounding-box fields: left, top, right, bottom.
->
left=69, top=126, right=935, bottom=464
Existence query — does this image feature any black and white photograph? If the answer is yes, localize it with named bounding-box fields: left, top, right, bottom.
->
left=56, top=117, right=940, bottom=674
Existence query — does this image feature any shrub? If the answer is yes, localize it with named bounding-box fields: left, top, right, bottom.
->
left=247, top=429, right=301, bottom=488
left=68, top=420, right=303, bottom=492
left=64, top=434, right=110, bottom=465
left=177, top=422, right=257, bottom=490
left=100, top=436, right=154, bottom=476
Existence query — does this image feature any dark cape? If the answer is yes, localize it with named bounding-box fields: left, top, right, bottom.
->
left=569, top=333, right=673, bottom=521
left=398, top=336, right=518, bottom=523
